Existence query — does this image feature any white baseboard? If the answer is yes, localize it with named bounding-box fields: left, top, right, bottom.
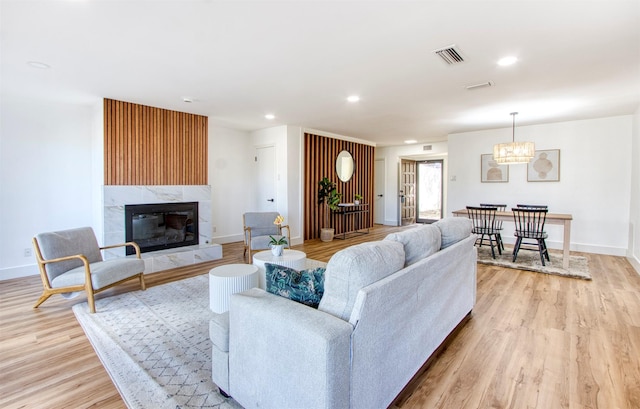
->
left=212, top=234, right=243, bottom=244
left=0, top=264, right=39, bottom=281
left=628, top=255, right=640, bottom=275
left=498, top=237, right=627, bottom=257
left=212, top=234, right=304, bottom=246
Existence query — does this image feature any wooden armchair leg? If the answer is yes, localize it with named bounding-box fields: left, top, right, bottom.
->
left=86, top=290, right=96, bottom=314
left=139, top=273, right=146, bottom=291
left=33, top=291, right=53, bottom=309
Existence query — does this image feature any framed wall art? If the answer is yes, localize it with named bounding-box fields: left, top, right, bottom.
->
left=480, top=154, right=509, bottom=183
left=527, top=149, right=560, bottom=182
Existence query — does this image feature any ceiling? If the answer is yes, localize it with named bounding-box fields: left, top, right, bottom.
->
left=2, top=0, right=639, bottom=146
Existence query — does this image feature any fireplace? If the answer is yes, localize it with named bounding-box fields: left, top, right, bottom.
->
left=124, top=202, right=199, bottom=255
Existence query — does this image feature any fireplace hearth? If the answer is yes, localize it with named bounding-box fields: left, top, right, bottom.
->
left=125, top=202, right=199, bottom=255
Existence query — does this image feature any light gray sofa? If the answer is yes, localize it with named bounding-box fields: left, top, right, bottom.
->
left=210, top=217, right=476, bottom=409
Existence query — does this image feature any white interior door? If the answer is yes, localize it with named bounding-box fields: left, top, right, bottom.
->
left=374, top=159, right=385, bottom=224
left=256, top=146, right=276, bottom=212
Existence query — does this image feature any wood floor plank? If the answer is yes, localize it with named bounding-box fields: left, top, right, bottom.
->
left=1, top=225, right=639, bottom=409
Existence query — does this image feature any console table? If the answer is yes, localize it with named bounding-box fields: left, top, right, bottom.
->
left=333, top=203, right=370, bottom=240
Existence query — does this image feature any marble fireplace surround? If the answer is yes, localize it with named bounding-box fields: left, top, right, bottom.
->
left=103, top=185, right=222, bottom=273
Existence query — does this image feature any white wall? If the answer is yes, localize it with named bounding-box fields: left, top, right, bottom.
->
left=208, top=125, right=253, bottom=244
left=91, top=102, right=105, bottom=241
left=448, top=116, right=633, bottom=256
left=250, top=125, right=288, bottom=214
left=248, top=125, right=305, bottom=245
left=376, top=141, right=449, bottom=225
left=0, top=109, right=300, bottom=280
left=629, top=106, right=640, bottom=272
left=287, top=126, right=303, bottom=245
left=0, top=96, right=97, bottom=280
left=3, top=100, right=635, bottom=279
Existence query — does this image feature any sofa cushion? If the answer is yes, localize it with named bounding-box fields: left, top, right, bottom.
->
left=434, top=217, right=473, bottom=249
left=384, top=224, right=441, bottom=266
left=209, top=311, right=230, bottom=352
left=318, top=240, right=405, bottom=321
left=265, top=263, right=325, bottom=308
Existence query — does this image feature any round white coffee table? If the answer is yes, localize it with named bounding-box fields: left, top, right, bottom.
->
left=209, top=264, right=259, bottom=313
left=252, top=249, right=307, bottom=289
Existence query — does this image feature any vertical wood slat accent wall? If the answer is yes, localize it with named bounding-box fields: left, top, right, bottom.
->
left=104, top=99, right=208, bottom=185
left=303, top=133, right=375, bottom=240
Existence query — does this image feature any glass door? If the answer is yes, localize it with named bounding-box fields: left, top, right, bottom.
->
left=416, top=160, right=443, bottom=223
left=399, top=159, right=416, bottom=226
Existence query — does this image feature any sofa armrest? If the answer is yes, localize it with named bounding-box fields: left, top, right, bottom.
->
left=228, top=288, right=352, bottom=409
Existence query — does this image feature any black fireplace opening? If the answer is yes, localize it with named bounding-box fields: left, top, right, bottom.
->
left=125, top=202, right=199, bottom=255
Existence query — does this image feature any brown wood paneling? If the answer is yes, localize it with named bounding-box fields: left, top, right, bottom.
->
left=103, top=99, right=208, bottom=185
left=303, top=133, right=375, bottom=240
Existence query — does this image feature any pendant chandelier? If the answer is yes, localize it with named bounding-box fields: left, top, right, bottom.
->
left=493, top=112, right=535, bottom=164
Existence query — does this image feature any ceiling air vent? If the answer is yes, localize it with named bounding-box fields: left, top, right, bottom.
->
left=433, top=45, right=464, bottom=65
left=423, top=145, right=433, bottom=151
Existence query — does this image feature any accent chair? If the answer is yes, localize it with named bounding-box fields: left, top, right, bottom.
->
left=32, top=226, right=146, bottom=313
left=243, top=212, right=290, bottom=263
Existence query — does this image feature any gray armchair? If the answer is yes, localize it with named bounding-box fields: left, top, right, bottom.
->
left=243, top=212, right=290, bottom=263
left=32, top=226, right=146, bottom=313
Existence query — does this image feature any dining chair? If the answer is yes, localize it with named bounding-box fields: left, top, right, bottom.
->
left=511, top=208, right=550, bottom=265
left=466, top=206, right=501, bottom=258
left=480, top=203, right=507, bottom=250
left=516, top=204, right=548, bottom=210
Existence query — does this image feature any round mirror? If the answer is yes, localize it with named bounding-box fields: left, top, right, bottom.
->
left=336, top=150, right=355, bottom=182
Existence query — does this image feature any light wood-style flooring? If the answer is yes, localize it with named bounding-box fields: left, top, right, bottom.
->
left=1, top=225, right=639, bottom=408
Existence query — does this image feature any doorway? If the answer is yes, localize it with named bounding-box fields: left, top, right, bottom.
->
left=255, top=145, right=276, bottom=212
left=374, top=159, right=385, bottom=224
left=416, top=160, right=443, bottom=223
left=399, top=160, right=416, bottom=226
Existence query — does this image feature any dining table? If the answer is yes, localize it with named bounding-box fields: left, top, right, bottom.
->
left=452, top=209, right=573, bottom=269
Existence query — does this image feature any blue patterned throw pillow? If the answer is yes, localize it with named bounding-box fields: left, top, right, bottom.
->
left=265, top=263, right=325, bottom=308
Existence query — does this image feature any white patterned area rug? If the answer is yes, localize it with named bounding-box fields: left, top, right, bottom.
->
left=476, top=245, right=591, bottom=280
left=72, top=275, right=242, bottom=409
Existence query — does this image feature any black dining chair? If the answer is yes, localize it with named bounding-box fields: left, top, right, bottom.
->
left=466, top=206, right=501, bottom=259
left=511, top=207, right=550, bottom=265
left=516, top=204, right=548, bottom=210
left=480, top=203, right=507, bottom=251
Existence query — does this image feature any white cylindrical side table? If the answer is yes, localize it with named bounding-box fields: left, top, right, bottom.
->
left=252, top=249, right=307, bottom=289
left=209, top=264, right=259, bottom=313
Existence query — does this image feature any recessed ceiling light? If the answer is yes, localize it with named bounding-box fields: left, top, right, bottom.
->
left=497, top=56, right=518, bottom=66
left=265, top=114, right=275, bottom=120
left=404, top=139, right=417, bottom=144
left=27, top=61, right=50, bottom=69
left=182, top=97, right=193, bottom=103
left=347, top=95, right=360, bottom=103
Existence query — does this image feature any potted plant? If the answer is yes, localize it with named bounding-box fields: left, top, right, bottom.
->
left=318, top=177, right=342, bottom=242
left=354, top=194, right=363, bottom=205
left=269, top=215, right=287, bottom=256
left=268, top=235, right=287, bottom=256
